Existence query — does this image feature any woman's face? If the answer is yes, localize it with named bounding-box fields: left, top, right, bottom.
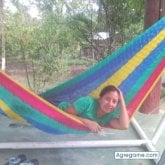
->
left=99, top=91, right=119, bottom=114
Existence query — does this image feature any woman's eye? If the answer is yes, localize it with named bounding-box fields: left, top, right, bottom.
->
left=112, top=100, right=118, bottom=104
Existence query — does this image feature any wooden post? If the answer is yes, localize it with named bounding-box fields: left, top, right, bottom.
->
left=140, top=0, right=165, bottom=114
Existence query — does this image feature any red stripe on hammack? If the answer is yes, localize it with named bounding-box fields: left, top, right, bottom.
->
left=0, top=72, right=87, bottom=130
left=127, top=58, right=165, bottom=117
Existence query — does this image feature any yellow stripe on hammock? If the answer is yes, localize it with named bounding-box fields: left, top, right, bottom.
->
left=90, top=29, right=165, bottom=98
left=0, top=71, right=84, bottom=125
left=0, top=100, right=27, bottom=122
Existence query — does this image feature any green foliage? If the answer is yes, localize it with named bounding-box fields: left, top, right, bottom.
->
left=98, top=0, right=144, bottom=56
left=4, top=0, right=145, bottom=92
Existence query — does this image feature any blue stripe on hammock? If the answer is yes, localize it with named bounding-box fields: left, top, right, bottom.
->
left=0, top=87, right=88, bottom=134
left=44, top=19, right=165, bottom=105
left=43, top=17, right=165, bottom=98
left=119, top=40, right=165, bottom=94
left=26, top=117, right=65, bottom=134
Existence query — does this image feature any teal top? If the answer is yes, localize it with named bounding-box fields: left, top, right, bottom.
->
left=58, top=96, right=120, bottom=126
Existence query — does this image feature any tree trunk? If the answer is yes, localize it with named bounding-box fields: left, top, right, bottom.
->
left=140, top=0, right=165, bottom=114
left=0, top=0, right=5, bottom=71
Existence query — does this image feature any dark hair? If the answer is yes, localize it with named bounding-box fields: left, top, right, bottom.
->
left=99, top=85, right=119, bottom=97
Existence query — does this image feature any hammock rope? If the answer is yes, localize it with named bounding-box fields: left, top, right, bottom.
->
left=0, top=17, right=165, bottom=134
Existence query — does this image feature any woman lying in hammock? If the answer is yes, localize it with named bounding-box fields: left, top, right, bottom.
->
left=58, top=85, right=129, bottom=133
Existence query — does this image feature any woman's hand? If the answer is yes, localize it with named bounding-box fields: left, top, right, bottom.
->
left=109, top=87, right=129, bottom=130
left=117, top=87, right=124, bottom=103
left=68, top=113, right=102, bottom=133
left=83, top=118, right=102, bottom=133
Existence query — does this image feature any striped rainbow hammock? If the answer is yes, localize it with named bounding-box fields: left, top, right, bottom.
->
left=0, top=17, right=165, bottom=134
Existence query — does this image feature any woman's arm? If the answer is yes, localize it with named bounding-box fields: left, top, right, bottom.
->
left=109, top=89, right=129, bottom=129
left=75, top=115, right=102, bottom=133
left=65, top=106, right=102, bottom=133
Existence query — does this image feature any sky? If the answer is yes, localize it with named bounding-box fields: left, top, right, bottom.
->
left=4, top=0, right=39, bottom=18
left=4, top=0, right=99, bottom=18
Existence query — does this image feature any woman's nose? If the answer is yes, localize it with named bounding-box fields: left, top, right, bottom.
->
left=107, top=101, right=113, bottom=106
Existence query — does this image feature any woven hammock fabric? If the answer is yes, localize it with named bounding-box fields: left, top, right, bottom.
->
left=1, top=17, right=165, bottom=134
